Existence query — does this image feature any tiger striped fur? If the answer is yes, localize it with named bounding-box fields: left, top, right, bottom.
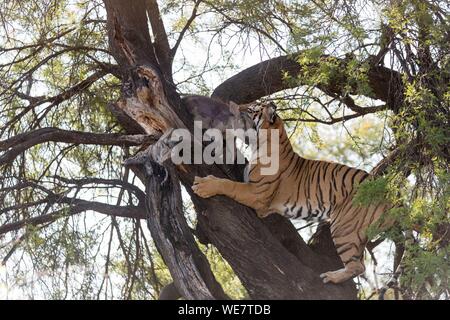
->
left=192, top=102, right=393, bottom=284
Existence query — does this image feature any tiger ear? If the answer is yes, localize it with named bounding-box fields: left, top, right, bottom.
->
left=230, top=101, right=252, bottom=115
left=267, top=102, right=277, bottom=123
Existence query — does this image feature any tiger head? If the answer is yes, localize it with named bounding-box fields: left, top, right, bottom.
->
left=242, top=101, right=281, bottom=131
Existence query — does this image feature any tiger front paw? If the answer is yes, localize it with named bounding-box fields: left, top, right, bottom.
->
left=192, top=175, right=222, bottom=198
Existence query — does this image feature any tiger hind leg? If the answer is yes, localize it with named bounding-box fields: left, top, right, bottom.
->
left=321, top=222, right=367, bottom=283
left=319, top=198, right=376, bottom=284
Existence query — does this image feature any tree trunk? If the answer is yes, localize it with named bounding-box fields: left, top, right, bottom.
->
left=136, top=158, right=228, bottom=299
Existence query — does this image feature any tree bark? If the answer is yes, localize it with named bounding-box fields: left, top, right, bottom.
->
left=212, top=53, right=404, bottom=111
left=137, top=158, right=228, bottom=299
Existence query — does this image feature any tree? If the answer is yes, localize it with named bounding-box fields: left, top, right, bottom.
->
left=0, top=0, right=448, bottom=300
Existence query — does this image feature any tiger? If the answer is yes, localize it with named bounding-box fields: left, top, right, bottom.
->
left=192, top=101, right=393, bottom=284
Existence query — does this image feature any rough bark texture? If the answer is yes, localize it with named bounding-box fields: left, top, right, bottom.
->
left=212, top=53, right=404, bottom=111
left=138, top=159, right=228, bottom=299
left=103, top=0, right=360, bottom=300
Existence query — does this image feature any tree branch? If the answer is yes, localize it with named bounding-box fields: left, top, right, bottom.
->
left=211, top=52, right=403, bottom=110
left=2, top=69, right=109, bottom=133
left=0, top=127, right=158, bottom=166
left=0, top=201, right=145, bottom=235
left=145, top=0, right=172, bottom=78
left=104, top=0, right=158, bottom=68
left=170, top=0, right=201, bottom=60
left=51, top=175, right=146, bottom=204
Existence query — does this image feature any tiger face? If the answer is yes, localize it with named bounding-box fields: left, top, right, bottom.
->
left=243, top=102, right=280, bottom=131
